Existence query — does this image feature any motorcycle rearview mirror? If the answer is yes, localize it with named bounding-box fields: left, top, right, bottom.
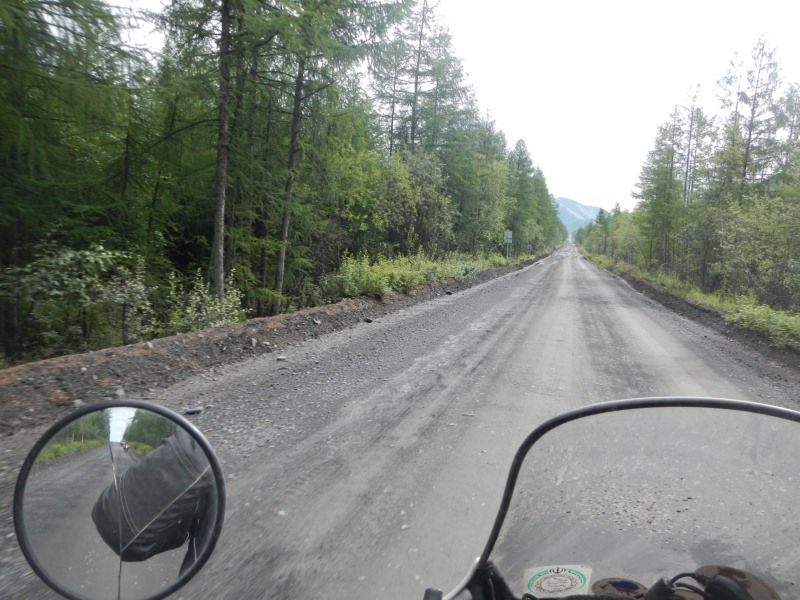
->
left=13, top=400, right=226, bottom=600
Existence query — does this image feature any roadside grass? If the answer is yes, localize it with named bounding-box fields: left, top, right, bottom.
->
left=726, top=298, right=800, bottom=350
left=0, top=250, right=538, bottom=368
left=650, top=272, right=738, bottom=313
left=322, top=251, right=524, bottom=301
left=38, top=439, right=105, bottom=462
left=585, top=253, right=800, bottom=352
left=127, top=441, right=155, bottom=455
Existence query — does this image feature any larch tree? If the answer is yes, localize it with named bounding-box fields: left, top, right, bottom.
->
left=270, top=0, right=409, bottom=313
left=0, top=0, right=130, bottom=355
left=634, top=110, right=685, bottom=270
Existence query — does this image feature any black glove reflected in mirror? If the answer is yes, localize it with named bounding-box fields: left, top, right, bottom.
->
left=14, top=401, right=225, bottom=600
left=91, top=426, right=216, bottom=574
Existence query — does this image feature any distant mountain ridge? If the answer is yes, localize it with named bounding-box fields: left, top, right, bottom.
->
left=556, top=197, right=601, bottom=235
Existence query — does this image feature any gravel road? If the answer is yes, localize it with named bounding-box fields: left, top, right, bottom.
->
left=3, top=242, right=799, bottom=599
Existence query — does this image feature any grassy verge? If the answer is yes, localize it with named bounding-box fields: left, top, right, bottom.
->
left=725, top=299, right=800, bottom=350
left=127, top=441, right=155, bottom=455
left=585, top=253, right=800, bottom=352
left=322, top=251, right=526, bottom=301
left=38, top=438, right=105, bottom=462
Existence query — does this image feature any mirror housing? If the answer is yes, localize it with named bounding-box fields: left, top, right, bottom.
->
left=13, top=400, right=225, bottom=600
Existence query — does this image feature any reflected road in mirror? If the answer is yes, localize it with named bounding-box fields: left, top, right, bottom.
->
left=19, top=409, right=193, bottom=600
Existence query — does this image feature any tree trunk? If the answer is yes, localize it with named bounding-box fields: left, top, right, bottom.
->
left=256, top=98, right=275, bottom=318
left=147, top=95, right=178, bottom=254
left=389, top=71, right=398, bottom=154
left=211, top=0, right=233, bottom=300
left=272, top=58, right=306, bottom=315
left=0, top=222, right=20, bottom=356
left=224, top=13, right=249, bottom=276
left=409, top=0, right=428, bottom=152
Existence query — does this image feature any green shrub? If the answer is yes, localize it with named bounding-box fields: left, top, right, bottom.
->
left=1, top=243, right=154, bottom=359
left=726, top=298, right=800, bottom=350
left=158, top=269, right=247, bottom=335
left=322, top=251, right=517, bottom=301
left=589, top=254, right=615, bottom=270
left=325, top=254, right=392, bottom=299
left=127, top=441, right=155, bottom=455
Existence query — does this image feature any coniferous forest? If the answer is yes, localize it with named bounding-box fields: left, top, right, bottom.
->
left=577, top=39, right=800, bottom=322
left=1, top=0, right=567, bottom=363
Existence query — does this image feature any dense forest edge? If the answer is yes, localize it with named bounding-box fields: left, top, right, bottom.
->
left=0, top=0, right=567, bottom=366
left=4, top=2, right=799, bottom=371
left=0, top=256, right=543, bottom=434
left=576, top=37, right=800, bottom=354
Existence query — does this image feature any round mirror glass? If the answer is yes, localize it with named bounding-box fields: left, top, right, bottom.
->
left=14, top=402, right=225, bottom=600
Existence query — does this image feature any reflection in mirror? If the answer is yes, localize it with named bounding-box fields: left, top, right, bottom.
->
left=15, top=404, right=223, bottom=600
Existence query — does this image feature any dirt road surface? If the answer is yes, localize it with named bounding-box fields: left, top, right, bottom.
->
left=3, top=243, right=799, bottom=599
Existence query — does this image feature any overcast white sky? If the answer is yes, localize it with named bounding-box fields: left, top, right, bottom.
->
left=435, top=0, right=800, bottom=211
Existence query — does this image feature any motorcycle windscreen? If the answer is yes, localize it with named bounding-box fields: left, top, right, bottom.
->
left=488, top=405, right=800, bottom=598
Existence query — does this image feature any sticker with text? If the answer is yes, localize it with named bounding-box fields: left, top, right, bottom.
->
left=525, top=565, right=592, bottom=597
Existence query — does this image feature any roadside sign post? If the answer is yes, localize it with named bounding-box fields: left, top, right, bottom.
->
left=504, top=230, right=512, bottom=259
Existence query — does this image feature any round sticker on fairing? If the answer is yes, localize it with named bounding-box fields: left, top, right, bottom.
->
left=526, top=565, right=591, bottom=597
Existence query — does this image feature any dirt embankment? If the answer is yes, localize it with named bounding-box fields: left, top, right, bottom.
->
left=0, top=261, right=536, bottom=436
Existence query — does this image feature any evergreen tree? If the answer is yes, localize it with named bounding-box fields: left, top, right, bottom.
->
left=634, top=110, right=685, bottom=270
left=0, top=0, right=132, bottom=355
